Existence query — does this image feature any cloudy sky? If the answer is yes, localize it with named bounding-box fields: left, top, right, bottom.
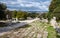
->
left=0, top=0, right=51, bottom=11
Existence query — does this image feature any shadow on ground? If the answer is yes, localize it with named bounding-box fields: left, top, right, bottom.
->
left=0, top=22, right=8, bottom=27
left=0, top=22, right=31, bottom=33
left=55, top=28, right=60, bottom=38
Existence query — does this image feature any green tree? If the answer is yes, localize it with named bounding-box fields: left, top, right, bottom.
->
left=12, top=10, right=17, bottom=18
left=23, top=12, right=28, bottom=19
left=41, top=13, right=48, bottom=19
left=48, top=0, right=60, bottom=21
left=17, top=11, right=23, bottom=18
left=28, top=13, right=39, bottom=18
left=0, top=3, right=7, bottom=10
left=49, top=0, right=60, bottom=12
left=53, top=6, right=60, bottom=20
left=16, top=11, right=28, bottom=19
left=0, top=3, right=7, bottom=20
left=53, top=6, right=60, bottom=13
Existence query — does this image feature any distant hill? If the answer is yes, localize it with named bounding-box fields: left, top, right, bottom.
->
left=23, top=11, right=48, bottom=13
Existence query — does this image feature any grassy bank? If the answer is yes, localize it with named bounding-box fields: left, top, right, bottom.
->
left=41, top=23, right=56, bottom=38
left=33, top=21, right=56, bottom=38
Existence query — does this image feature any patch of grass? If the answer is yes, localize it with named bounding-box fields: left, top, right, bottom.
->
left=38, top=22, right=56, bottom=38
left=47, top=26, right=56, bottom=38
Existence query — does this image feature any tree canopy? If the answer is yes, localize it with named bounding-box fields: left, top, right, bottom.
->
left=48, top=0, right=60, bottom=21
left=12, top=10, right=17, bottom=18
left=0, top=3, right=7, bottom=20
left=49, top=0, right=60, bottom=12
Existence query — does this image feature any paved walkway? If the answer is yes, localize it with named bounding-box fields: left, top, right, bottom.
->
left=0, top=18, right=40, bottom=33
left=0, top=20, right=48, bottom=38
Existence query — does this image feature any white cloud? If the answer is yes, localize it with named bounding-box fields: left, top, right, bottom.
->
left=20, top=4, right=33, bottom=7
left=0, top=0, right=51, bottom=11
left=7, top=8, right=17, bottom=11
